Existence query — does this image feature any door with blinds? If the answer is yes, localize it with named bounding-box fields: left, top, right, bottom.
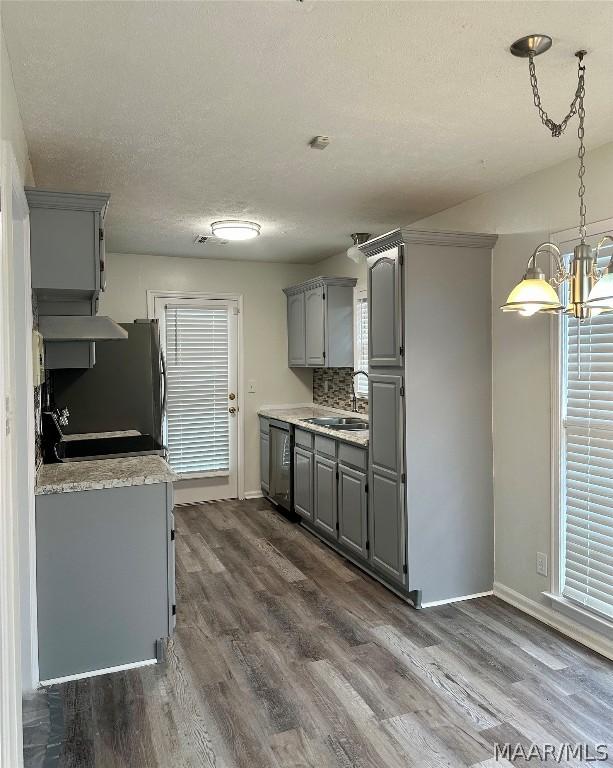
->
left=560, top=229, right=613, bottom=620
left=157, top=297, right=239, bottom=504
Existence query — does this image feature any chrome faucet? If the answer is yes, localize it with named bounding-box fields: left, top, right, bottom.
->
left=351, top=370, right=368, bottom=412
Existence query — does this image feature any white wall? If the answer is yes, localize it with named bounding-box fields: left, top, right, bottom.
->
left=411, top=140, right=613, bottom=608
left=99, top=253, right=313, bottom=495
left=311, top=250, right=367, bottom=292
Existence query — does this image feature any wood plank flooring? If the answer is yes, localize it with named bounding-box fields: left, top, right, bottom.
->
left=24, top=498, right=613, bottom=767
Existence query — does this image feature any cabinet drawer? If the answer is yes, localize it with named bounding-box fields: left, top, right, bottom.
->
left=315, top=434, right=337, bottom=458
left=259, top=417, right=269, bottom=435
left=338, top=443, right=368, bottom=471
left=295, top=428, right=314, bottom=450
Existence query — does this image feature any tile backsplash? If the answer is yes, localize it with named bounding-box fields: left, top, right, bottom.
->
left=313, top=368, right=368, bottom=414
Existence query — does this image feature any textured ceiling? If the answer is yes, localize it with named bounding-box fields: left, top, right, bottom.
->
left=3, top=1, right=613, bottom=263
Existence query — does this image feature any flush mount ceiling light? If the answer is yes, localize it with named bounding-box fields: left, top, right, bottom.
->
left=347, top=233, right=371, bottom=263
left=210, top=220, right=261, bottom=241
left=502, top=36, right=613, bottom=320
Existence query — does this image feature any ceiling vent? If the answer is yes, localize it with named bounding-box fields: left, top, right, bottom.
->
left=193, top=234, right=228, bottom=246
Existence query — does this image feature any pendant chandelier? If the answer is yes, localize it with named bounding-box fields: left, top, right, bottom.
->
left=501, top=35, right=613, bottom=320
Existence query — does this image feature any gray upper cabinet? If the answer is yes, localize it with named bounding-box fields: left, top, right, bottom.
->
left=26, top=188, right=110, bottom=314
left=305, top=286, right=325, bottom=366
left=287, top=292, right=306, bottom=366
left=367, top=246, right=403, bottom=368
left=313, top=453, right=337, bottom=537
left=26, top=189, right=111, bottom=370
left=338, top=463, right=368, bottom=559
left=283, top=276, right=357, bottom=368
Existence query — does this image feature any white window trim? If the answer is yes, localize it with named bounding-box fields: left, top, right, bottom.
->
left=146, top=289, right=246, bottom=500
left=549, top=217, right=613, bottom=636
left=354, top=287, right=368, bottom=400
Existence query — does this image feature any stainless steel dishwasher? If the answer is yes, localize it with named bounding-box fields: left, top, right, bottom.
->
left=268, top=420, right=293, bottom=512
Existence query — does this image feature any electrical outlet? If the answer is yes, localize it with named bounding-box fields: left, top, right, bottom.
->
left=536, top=552, right=548, bottom=577
left=248, top=380, right=256, bottom=394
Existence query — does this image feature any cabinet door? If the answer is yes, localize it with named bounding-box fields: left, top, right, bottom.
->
left=260, top=431, right=270, bottom=493
left=369, top=373, right=406, bottom=584
left=338, top=464, right=368, bottom=559
left=30, top=208, right=98, bottom=293
left=294, top=446, right=313, bottom=521
left=367, top=246, right=403, bottom=368
left=313, top=454, right=337, bottom=536
left=305, top=286, right=326, bottom=366
left=287, top=291, right=306, bottom=366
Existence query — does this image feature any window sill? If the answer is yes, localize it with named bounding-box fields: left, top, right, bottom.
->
left=543, top=592, right=613, bottom=641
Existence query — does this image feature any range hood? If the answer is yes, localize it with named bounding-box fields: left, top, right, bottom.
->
left=39, top=315, right=128, bottom=341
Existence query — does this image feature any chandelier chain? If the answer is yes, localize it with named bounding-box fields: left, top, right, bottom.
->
left=528, top=53, right=585, bottom=138
left=577, top=65, right=587, bottom=243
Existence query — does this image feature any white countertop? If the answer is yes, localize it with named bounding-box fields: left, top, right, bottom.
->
left=35, top=455, right=177, bottom=495
left=258, top=405, right=369, bottom=447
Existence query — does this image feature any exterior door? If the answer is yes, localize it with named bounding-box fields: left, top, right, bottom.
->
left=155, top=296, right=239, bottom=504
left=368, top=373, right=406, bottom=584
left=367, top=246, right=403, bottom=368
left=305, top=286, right=325, bottom=366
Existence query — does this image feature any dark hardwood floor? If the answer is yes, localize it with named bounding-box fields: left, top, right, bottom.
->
left=24, top=498, right=613, bottom=767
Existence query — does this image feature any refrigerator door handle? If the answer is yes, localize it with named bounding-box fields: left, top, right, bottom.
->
left=160, top=348, right=168, bottom=418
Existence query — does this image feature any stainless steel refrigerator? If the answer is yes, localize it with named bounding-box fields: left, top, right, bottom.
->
left=52, top=319, right=166, bottom=443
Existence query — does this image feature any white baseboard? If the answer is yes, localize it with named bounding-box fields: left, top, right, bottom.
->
left=421, top=590, right=493, bottom=608
left=493, top=581, right=613, bottom=661
left=40, top=658, right=157, bottom=687
left=243, top=490, right=263, bottom=500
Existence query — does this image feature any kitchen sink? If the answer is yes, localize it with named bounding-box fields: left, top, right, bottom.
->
left=304, top=417, right=369, bottom=431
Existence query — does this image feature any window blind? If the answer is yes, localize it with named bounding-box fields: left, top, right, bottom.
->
left=562, top=243, right=613, bottom=620
left=164, top=304, right=229, bottom=476
left=355, top=294, right=369, bottom=397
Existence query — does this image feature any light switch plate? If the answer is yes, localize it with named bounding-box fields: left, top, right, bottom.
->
left=248, top=380, right=256, bottom=394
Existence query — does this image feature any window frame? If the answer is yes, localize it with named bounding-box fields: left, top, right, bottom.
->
left=550, top=218, right=613, bottom=636
left=354, top=287, right=368, bottom=399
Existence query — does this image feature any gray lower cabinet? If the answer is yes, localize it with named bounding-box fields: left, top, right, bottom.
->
left=313, top=454, right=337, bottom=536
left=260, top=425, right=270, bottom=494
left=293, top=446, right=313, bottom=520
left=337, top=463, right=368, bottom=559
left=369, top=372, right=406, bottom=585
left=36, top=481, right=174, bottom=681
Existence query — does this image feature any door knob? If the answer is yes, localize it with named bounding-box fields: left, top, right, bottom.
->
left=229, top=392, right=236, bottom=400
left=229, top=406, right=237, bottom=415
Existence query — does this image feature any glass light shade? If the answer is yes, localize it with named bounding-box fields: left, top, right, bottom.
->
left=586, top=272, right=613, bottom=310
left=346, top=245, right=365, bottom=264
left=501, top=278, right=563, bottom=315
left=211, top=220, right=261, bottom=241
